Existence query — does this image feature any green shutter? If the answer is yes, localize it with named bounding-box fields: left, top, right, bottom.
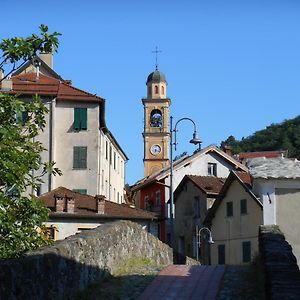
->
left=226, top=202, right=233, bottom=217
left=218, top=244, right=225, bottom=264
left=73, top=189, right=87, bottom=194
left=74, top=108, right=81, bottom=130
left=242, top=241, right=251, bottom=263
left=73, top=147, right=87, bottom=169
left=241, top=199, right=247, bottom=214
left=80, top=108, right=87, bottom=130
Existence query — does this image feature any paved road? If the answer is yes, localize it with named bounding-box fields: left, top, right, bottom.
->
left=138, top=264, right=225, bottom=300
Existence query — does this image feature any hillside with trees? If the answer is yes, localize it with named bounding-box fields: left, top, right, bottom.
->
left=220, top=115, right=300, bottom=159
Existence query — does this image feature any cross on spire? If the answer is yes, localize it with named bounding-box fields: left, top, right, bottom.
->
left=152, top=46, right=162, bottom=70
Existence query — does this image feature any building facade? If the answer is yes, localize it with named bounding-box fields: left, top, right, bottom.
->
left=1, top=54, right=128, bottom=202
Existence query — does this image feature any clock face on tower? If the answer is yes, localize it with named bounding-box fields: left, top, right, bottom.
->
left=150, top=144, right=162, bottom=155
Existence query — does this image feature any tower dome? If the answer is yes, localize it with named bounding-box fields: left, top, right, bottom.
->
left=146, top=69, right=167, bottom=84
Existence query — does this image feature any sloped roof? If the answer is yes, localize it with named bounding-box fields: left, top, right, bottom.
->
left=39, top=187, right=157, bottom=220
left=204, top=171, right=262, bottom=225
left=174, top=175, right=225, bottom=201
left=235, top=150, right=288, bottom=161
left=132, top=144, right=248, bottom=191
left=10, top=73, right=104, bottom=102
left=247, top=157, right=300, bottom=179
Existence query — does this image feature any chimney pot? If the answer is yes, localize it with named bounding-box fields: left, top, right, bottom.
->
left=54, top=194, right=65, bottom=212
left=66, top=196, right=75, bottom=213
left=95, top=195, right=106, bottom=214
left=39, top=52, right=53, bottom=69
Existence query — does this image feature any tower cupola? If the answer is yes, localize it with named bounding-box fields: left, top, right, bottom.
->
left=146, top=69, right=167, bottom=99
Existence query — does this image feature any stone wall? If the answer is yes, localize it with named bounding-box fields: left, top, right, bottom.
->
left=259, top=225, right=300, bottom=299
left=0, top=221, right=178, bottom=300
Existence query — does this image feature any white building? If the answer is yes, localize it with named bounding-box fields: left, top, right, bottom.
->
left=1, top=54, right=128, bottom=202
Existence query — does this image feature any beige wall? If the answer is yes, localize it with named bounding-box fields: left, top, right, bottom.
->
left=174, top=180, right=212, bottom=259
left=276, top=188, right=300, bottom=265
left=211, top=180, right=263, bottom=265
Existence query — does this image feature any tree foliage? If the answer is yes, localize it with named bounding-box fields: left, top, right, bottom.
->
left=0, top=26, right=61, bottom=259
left=220, top=115, right=300, bottom=158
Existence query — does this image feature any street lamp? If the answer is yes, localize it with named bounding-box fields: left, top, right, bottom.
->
left=196, top=226, right=214, bottom=262
left=169, top=116, right=201, bottom=248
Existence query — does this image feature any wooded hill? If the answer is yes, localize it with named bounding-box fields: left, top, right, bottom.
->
left=220, top=115, right=300, bottom=159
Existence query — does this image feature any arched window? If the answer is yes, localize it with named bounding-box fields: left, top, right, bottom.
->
left=150, top=109, right=162, bottom=127
left=155, top=85, right=159, bottom=94
left=161, top=86, right=165, bottom=94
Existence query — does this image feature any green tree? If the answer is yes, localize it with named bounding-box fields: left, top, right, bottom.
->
left=0, top=25, right=61, bottom=259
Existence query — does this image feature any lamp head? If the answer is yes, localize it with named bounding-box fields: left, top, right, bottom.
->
left=189, top=131, right=202, bottom=146
left=208, top=235, right=214, bottom=244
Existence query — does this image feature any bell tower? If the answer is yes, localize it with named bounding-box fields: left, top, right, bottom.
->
left=142, top=68, right=171, bottom=177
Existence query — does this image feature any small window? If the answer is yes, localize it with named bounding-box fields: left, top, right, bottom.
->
left=193, top=196, right=200, bottom=218
left=242, top=241, right=251, bottom=263
left=226, top=202, right=233, bottom=217
left=73, top=189, right=87, bottom=194
left=240, top=199, right=247, bottom=215
left=74, top=108, right=87, bottom=131
left=155, top=190, right=161, bottom=207
left=109, top=146, right=112, bottom=165
left=208, top=163, right=217, bottom=176
left=161, top=86, right=165, bottom=94
left=154, top=85, right=159, bottom=94
left=113, top=152, right=116, bottom=170
left=73, top=146, right=87, bottom=169
left=218, top=244, right=225, bottom=264
left=105, top=141, right=108, bottom=160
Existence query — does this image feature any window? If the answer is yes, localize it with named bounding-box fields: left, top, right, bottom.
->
left=193, top=196, right=200, bottom=218
left=242, top=241, right=251, bottom=263
left=161, top=86, right=165, bottom=94
left=240, top=199, right=247, bottom=215
left=154, top=85, right=159, bottom=94
left=218, top=244, right=225, bottom=264
left=73, top=146, right=87, bottom=169
left=7, top=186, right=20, bottom=199
left=155, top=190, right=161, bottom=207
left=36, top=184, right=42, bottom=197
left=226, top=202, right=233, bottom=217
left=150, top=109, right=162, bottom=127
left=105, top=141, right=108, bottom=160
left=73, top=189, right=87, bottom=194
left=74, top=108, right=87, bottom=130
left=109, top=146, right=112, bottom=165
left=144, top=196, right=149, bottom=210
left=113, top=152, right=116, bottom=170
left=208, top=163, right=217, bottom=176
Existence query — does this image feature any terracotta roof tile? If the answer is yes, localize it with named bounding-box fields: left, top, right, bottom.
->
left=236, top=150, right=288, bottom=161
left=39, top=187, right=157, bottom=220
left=9, top=73, right=103, bottom=102
left=187, top=175, right=225, bottom=194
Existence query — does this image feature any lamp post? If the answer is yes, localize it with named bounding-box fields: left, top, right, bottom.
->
left=169, top=116, right=201, bottom=248
left=196, top=226, right=214, bottom=262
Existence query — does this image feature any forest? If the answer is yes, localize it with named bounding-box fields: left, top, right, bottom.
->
left=220, top=115, right=300, bottom=159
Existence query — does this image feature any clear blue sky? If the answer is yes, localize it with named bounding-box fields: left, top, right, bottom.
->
left=1, top=0, right=300, bottom=184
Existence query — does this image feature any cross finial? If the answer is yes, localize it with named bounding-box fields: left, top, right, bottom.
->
left=152, top=46, right=162, bottom=70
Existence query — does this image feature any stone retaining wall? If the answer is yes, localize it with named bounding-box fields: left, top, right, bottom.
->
left=0, top=221, right=178, bottom=300
left=259, top=225, right=300, bottom=299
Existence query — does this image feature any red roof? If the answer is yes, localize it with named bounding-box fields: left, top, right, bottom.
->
left=236, top=150, right=288, bottom=161
left=10, top=73, right=103, bottom=102
left=187, top=175, right=225, bottom=194
left=234, top=171, right=252, bottom=185
left=39, top=187, right=157, bottom=220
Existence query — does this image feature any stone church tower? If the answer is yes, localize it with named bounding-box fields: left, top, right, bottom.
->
left=142, top=68, right=171, bottom=177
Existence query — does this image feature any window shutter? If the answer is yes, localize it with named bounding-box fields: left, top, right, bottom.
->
left=73, top=147, right=80, bottom=168
left=74, top=108, right=81, bottom=130
left=73, top=189, right=87, bottom=194
left=80, top=108, right=87, bottom=130
left=226, top=202, right=233, bottom=217
left=218, top=244, right=225, bottom=264
left=242, top=241, right=251, bottom=262
left=241, top=199, right=247, bottom=214
left=79, top=147, right=87, bottom=169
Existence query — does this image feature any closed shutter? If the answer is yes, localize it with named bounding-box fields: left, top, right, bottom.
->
left=242, top=241, right=251, bottom=263
left=73, top=147, right=87, bottom=169
left=80, top=108, right=87, bottom=130
left=226, top=202, right=233, bottom=217
left=74, top=108, right=81, bottom=130
left=218, top=244, right=225, bottom=264
left=240, top=199, right=247, bottom=214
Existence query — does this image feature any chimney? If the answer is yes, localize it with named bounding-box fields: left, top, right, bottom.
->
left=223, top=145, right=233, bottom=156
left=0, top=68, right=4, bottom=80
left=54, top=194, right=65, bottom=212
left=39, top=52, right=53, bottom=69
left=66, top=196, right=75, bottom=213
left=95, top=195, right=106, bottom=214
left=1, top=77, right=12, bottom=91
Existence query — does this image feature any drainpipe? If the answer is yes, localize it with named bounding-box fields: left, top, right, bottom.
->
left=48, top=98, right=55, bottom=191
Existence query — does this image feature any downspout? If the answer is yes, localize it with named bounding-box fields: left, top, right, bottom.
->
left=48, top=98, right=55, bottom=192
